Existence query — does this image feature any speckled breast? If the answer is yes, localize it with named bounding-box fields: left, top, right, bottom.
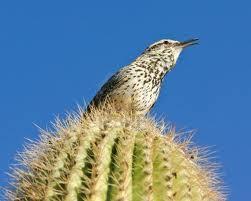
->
left=109, top=76, right=161, bottom=115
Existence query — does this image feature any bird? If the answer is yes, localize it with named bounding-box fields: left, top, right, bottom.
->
left=87, top=38, right=198, bottom=115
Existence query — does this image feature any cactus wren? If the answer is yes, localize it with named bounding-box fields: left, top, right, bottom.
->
left=87, top=38, right=198, bottom=115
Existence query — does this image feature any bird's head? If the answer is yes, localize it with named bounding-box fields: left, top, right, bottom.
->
left=145, top=38, right=198, bottom=61
left=141, top=38, right=198, bottom=71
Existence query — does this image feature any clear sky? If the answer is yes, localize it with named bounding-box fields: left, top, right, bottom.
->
left=0, top=1, right=250, bottom=200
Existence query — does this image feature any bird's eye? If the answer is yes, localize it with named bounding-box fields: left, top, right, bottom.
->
left=164, top=41, right=169, bottom=44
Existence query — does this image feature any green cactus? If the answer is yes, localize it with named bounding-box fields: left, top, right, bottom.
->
left=5, top=105, right=225, bottom=201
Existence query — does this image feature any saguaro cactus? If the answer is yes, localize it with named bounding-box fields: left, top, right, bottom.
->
left=6, top=105, right=225, bottom=201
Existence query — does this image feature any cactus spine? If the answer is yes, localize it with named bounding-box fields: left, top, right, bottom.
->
left=5, top=105, right=225, bottom=201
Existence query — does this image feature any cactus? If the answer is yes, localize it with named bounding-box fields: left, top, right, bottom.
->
left=5, top=104, right=225, bottom=201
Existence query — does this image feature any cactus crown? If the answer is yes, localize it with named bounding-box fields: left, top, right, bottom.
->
left=5, top=104, right=225, bottom=201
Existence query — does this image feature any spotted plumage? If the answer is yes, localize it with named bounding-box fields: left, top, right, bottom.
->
left=87, top=38, right=198, bottom=115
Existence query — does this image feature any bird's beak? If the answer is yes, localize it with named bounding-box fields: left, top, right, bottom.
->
left=179, top=38, right=199, bottom=48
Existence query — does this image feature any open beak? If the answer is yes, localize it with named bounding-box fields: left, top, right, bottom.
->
left=179, top=38, right=199, bottom=48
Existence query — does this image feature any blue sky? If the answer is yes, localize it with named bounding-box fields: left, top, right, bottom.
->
left=0, top=1, right=250, bottom=200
